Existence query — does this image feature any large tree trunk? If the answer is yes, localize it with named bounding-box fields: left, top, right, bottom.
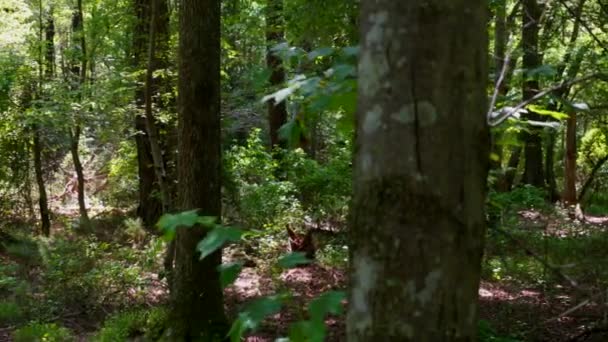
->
left=522, top=0, right=545, bottom=187
left=347, top=1, right=489, bottom=340
left=171, top=0, right=228, bottom=339
left=266, top=0, right=288, bottom=149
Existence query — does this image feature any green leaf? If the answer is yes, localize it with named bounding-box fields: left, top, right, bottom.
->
left=526, top=65, right=557, bottom=78
left=341, top=45, right=359, bottom=57
left=527, top=105, right=569, bottom=120
left=278, top=252, right=312, bottom=268
left=278, top=120, right=304, bottom=148
left=156, top=210, right=201, bottom=241
left=229, top=296, right=284, bottom=341
left=308, top=291, right=346, bottom=321
left=197, top=226, right=243, bottom=260
left=308, top=47, right=334, bottom=60
left=218, top=262, right=243, bottom=289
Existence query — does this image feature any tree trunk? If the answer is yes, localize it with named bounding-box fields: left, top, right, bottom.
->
left=563, top=111, right=577, bottom=204
left=578, top=155, right=608, bottom=203
left=145, top=0, right=175, bottom=287
left=133, top=0, right=171, bottom=231
left=490, top=0, right=507, bottom=170
left=522, top=0, right=545, bottom=187
left=69, top=0, right=89, bottom=227
left=266, top=0, right=288, bottom=149
left=497, top=146, right=522, bottom=192
left=33, top=126, right=51, bottom=236
left=171, top=0, right=228, bottom=339
left=347, top=1, right=489, bottom=340
left=45, top=10, right=55, bottom=78
left=545, top=130, right=559, bottom=201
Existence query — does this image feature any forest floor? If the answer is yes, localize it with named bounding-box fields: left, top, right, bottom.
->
left=2, top=207, right=608, bottom=341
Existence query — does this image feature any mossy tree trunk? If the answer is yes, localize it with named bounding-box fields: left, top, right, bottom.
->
left=347, top=1, right=489, bottom=340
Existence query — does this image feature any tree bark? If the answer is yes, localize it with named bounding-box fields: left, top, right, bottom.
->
left=347, top=1, right=489, bottom=340
left=266, top=0, right=288, bottom=149
left=171, top=0, right=228, bottom=339
left=522, top=0, right=545, bottom=187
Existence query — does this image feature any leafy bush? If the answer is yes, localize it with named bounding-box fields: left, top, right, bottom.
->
left=13, top=322, right=74, bottom=342
left=102, top=141, right=139, bottom=207
left=39, top=237, right=142, bottom=312
left=93, top=307, right=168, bottom=341
left=478, top=320, right=521, bottom=342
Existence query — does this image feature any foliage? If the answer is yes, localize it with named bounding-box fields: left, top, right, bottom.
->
left=478, top=320, right=520, bottom=342
left=13, top=322, right=74, bottom=342
left=93, top=307, right=168, bottom=342
left=37, top=236, right=154, bottom=314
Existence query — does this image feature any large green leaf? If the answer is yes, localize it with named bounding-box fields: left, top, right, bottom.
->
left=526, top=105, right=569, bottom=120
left=156, top=210, right=202, bottom=241
left=278, top=252, right=312, bottom=268
left=218, top=262, right=243, bottom=289
left=197, top=226, right=243, bottom=260
left=228, top=296, right=285, bottom=341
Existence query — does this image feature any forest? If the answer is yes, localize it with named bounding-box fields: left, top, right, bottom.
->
left=0, top=0, right=607, bottom=341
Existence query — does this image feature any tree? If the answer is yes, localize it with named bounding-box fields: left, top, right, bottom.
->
left=265, top=0, right=288, bottom=149
left=170, top=0, right=228, bottom=339
left=522, top=0, right=545, bottom=187
left=69, top=0, right=90, bottom=227
left=133, top=0, right=171, bottom=231
left=347, top=1, right=489, bottom=340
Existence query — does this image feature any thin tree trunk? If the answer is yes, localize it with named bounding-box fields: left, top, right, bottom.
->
left=33, top=127, right=51, bottom=236
left=522, top=0, right=545, bottom=187
left=578, top=155, right=608, bottom=203
left=70, top=0, right=89, bottom=227
left=563, top=110, right=577, bottom=203
left=347, top=1, right=489, bottom=340
left=45, top=10, right=55, bottom=78
left=545, top=130, right=559, bottom=201
left=490, top=0, right=507, bottom=170
left=144, top=0, right=175, bottom=288
left=266, top=0, right=288, bottom=149
left=171, top=0, right=228, bottom=338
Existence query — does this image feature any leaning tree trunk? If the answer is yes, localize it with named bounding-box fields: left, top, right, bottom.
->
left=266, top=0, right=288, bottom=149
left=171, top=0, right=228, bottom=339
left=522, top=0, right=545, bottom=187
left=347, top=1, right=489, bottom=340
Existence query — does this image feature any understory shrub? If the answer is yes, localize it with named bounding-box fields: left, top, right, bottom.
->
left=93, top=307, right=168, bottom=341
left=13, top=322, right=74, bottom=342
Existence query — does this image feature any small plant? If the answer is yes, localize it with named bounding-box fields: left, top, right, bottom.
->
left=13, top=322, right=74, bottom=342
